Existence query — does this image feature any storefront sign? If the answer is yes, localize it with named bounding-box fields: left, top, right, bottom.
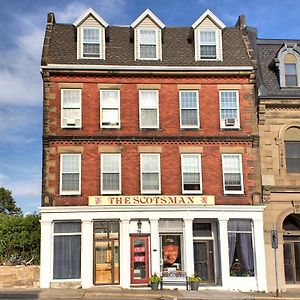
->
left=89, top=195, right=215, bottom=206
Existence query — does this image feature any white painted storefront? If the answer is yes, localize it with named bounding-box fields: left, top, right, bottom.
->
left=40, top=204, right=267, bottom=292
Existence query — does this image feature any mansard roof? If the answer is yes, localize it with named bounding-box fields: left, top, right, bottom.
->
left=257, top=39, right=300, bottom=98
left=44, top=24, right=252, bottom=67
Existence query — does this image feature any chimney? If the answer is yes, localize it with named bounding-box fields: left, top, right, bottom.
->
left=47, top=12, right=56, bottom=25
left=235, top=15, right=246, bottom=29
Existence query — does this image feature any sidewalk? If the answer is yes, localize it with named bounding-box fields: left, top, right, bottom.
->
left=0, top=287, right=300, bottom=300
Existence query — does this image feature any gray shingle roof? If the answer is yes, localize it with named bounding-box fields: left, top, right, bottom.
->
left=257, top=39, right=300, bottom=98
left=46, top=24, right=252, bottom=67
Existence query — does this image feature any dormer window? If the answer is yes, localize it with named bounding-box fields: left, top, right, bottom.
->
left=277, top=44, right=300, bottom=88
left=192, top=9, right=225, bottom=62
left=82, top=28, right=100, bottom=58
left=199, top=30, right=217, bottom=59
left=73, top=8, right=108, bottom=60
left=131, top=9, right=165, bottom=61
left=139, top=29, right=158, bottom=59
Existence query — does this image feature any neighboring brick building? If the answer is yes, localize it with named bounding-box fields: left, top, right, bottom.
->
left=253, top=37, right=300, bottom=292
left=40, top=9, right=266, bottom=291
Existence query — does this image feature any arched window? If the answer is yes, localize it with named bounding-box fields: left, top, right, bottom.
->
left=285, top=127, right=300, bottom=173
left=284, top=54, right=298, bottom=87
left=276, top=44, right=300, bottom=88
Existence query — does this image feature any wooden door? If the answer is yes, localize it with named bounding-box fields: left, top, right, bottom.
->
left=193, top=240, right=215, bottom=283
left=130, top=235, right=149, bottom=284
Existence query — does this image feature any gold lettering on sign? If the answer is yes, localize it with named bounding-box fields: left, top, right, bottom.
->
left=89, top=195, right=215, bottom=206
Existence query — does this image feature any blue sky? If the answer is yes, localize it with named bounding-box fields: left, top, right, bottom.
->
left=0, top=0, right=299, bottom=214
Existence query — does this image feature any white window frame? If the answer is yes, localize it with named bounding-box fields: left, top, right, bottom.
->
left=195, top=28, right=222, bottom=61
left=140, top=153, right=161, bottom=194
left=137, top=28, right=159, bottom=60
left=219, top=90, right=240, bottom=129
left=101, top=153, right=122, bottom=195
left=222, top=154, right=244, bottom=195
left=61, top=89, right=82, bottom=129
left=81, top=27, right=102, bottom=59
left=60, top=153, right=81, bottom=196
left=179, top=90, right=200, bottom=129
left=100, top=90, right=120, bottom=129
left=199, top=29, right=217, bottom=60
left=52, top=221, right=82, bottom=280
left=181, top=154, right=202, bottom=194
left=139, top=90, right=159, bottom=129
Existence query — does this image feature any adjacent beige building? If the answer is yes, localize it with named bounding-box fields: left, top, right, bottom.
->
left=256, top=39, right=300, bottom=291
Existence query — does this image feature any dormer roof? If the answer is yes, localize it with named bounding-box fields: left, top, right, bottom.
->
left=131, top=8, right=165, bottom=29
left=73, top=8, right=108, bottom=27
left=192, top=9, right=225, bottom=29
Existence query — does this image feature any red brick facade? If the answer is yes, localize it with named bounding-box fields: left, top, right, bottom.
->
left=43, top=74, right=260, bottom=207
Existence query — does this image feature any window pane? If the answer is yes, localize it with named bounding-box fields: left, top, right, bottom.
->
left=285, top=63, right=297, bottom=86
left=62, top=174, right=80, bottom=191
left=83, top=44, right=100, bottom=57
left=102, top=109, right=119, bottom=125
left=180, top=92, right=197, bottom=108
left=140, top=45, right=156, bottom=59
left=223, top=155, right=241, bottom=173
left=62, top=155, right=80, bottom=173
left=161, top=235, right=182, bottom=271
left=83, top=28, right=99, bottom=43
left=101, top=91, right=119, bottom=107
left=142, top=173, right=159, bottom=191
left=140, top=91, right=157, bottom=108
left=142, top=155, right=159, bottom=172
left=140, top=30, right=156, bottom=44
left=228, top=219, right=252, bottom=232
left=286, top=142, right=300, bottom=173
left=181, top=110, right=198, bottom=126
left=200, top=45, right=216, bottom=59
left=286, top=75, right=297, bottom=87
left=285, top=63, right=297, bottom=75
left=62, top=90, right=81, bottom=108
left=54, top=222, right=81, bottom=234
left=200, top=31, right=216, bottom=44
left=102, top=155, right=120, bottom=172
left=141, top=110, right=157, bottom=126
left=53, top=235, right=81, bottom=279
left=103, top=174, right=120, bottom=190
left=182, top=155, right=200, bottom=172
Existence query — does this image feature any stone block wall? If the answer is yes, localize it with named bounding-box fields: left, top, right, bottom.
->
left=0, top=266, right=39, bottom=288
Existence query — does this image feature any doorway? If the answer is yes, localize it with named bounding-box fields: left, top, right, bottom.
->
left=94, top=221, right=119, bottom=285
left=283, top=213, right=300, bottom=284
left=193, top=240, right=215, bottom=283
left=130, top=235, right=149, bottom=284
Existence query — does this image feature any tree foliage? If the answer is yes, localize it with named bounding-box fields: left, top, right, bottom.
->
left=0, top=187, right=22, bottom=216
left=0, top=214, right=40, bottom=265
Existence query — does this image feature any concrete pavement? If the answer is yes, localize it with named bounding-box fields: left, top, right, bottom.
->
left=0, top=287, right=300, bottom=300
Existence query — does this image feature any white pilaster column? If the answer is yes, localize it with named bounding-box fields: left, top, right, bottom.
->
left=150, top=219, right=160, bottom=275
left=40, top=220, right=52, bottom=288
left=219, top=219, right=230, bottom=288
left=81, top=220, right=93, bottom=288
left=253, top=218, right=267, bottom=291
left=184, top=219, right=194, bottom=277
left=120, top=219, right=130, bottom=288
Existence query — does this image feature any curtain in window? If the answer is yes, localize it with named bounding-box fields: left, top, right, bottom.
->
left=140, top=91, right=158, bottom=127
left=102, top=154, right=120, bottom=191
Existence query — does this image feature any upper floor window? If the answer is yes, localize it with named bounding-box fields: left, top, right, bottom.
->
left=82, top=28, right=101, bottom=58
left=140, top=153, right=161, bottom=194
left=60, top=154, right=81, bottom=195
left=219, top=90, right=240, bottom=129
left=199, top=30, right=217, bottom=59
left=138, top=29, right=158, bottom=60
left=222, top=154, right=244, bottom=194
left=285, top=60, right=297, bottom=87
left=179, top=90, right=200, bottom=129
left=100, top=90, right=120, bottom=128
left=101, top=153, right=121, bottom=194
left=181, top=154, right=202, bottom=194
left=61, top=89, right=81, bottom=129
left=285, top=127, right=300, bottom=173
left=277, top=44, right=300, bottom=88
left=139, top=90, right=159, bottom=129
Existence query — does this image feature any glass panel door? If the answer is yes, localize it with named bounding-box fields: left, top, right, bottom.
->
left=284, top=242, right=300, bottom=284
left=193, top=241, right=214, bottom=283
left=130, top=236, right=149, bottom=284
left=95, top=240, right=112, bottom=284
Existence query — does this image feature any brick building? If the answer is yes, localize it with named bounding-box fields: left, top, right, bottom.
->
left=40, top=9, right=266, bottom=291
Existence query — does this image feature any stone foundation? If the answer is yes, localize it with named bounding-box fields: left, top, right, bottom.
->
left=0, top=266, right=40, bottom=288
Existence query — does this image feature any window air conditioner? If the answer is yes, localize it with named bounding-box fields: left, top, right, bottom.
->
left=225, top=118, right=236, bottom=126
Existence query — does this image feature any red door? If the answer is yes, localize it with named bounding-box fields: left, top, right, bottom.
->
left=130, top=235, right=149, bottom=284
